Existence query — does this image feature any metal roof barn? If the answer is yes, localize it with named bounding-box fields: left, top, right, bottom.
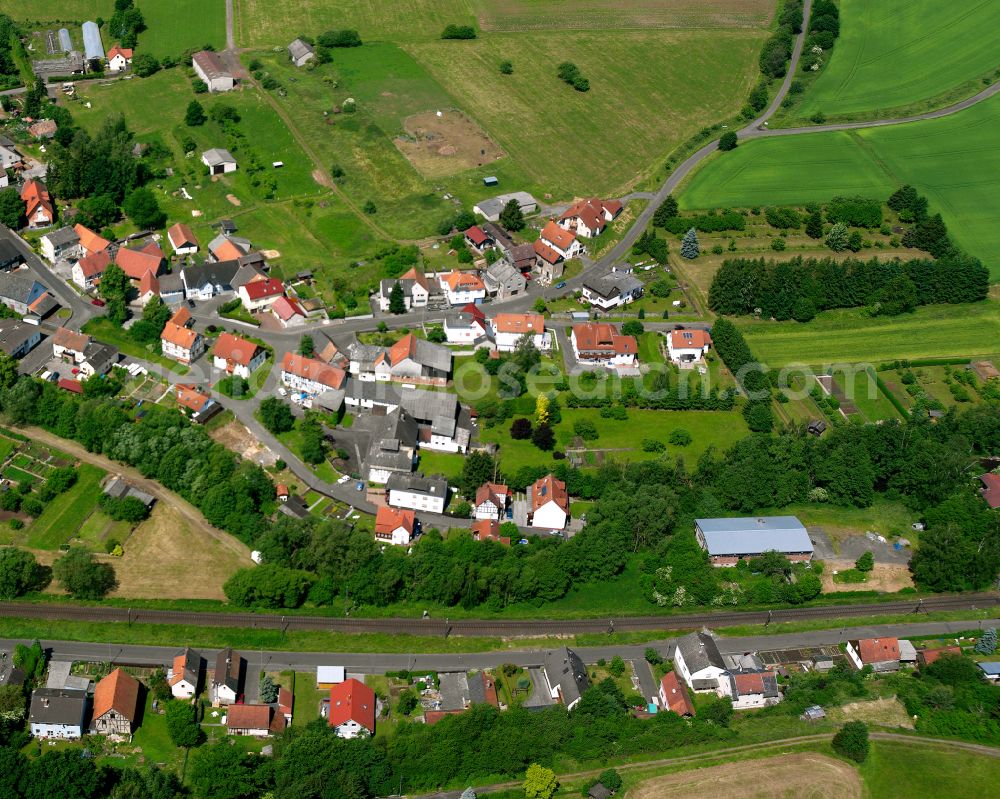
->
left=695, top=516, right=813, bottom=557
left=82, top=21, right=104, bottom=61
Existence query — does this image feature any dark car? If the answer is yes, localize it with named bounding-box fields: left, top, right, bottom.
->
left=90, top=298, right=105, bottom=307
left=187, top=299, right=196, bottom=309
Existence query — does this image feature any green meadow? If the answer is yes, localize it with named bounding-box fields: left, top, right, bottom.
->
left=136, top=0, right=226, bottom=57
left=795, top=0, right=1000, bottom=121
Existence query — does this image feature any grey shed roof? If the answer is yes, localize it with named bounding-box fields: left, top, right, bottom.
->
left=398, top=386, right=459, bottom=425
left=408, top=338, right=452, bottom=373
left=288, top=38, right=314, bottom=60
left=0, top=239, right=22, bottom=265
left=583, top=271, right=643, bottom=299
left=29, top=687, right=88, bottom=725
left=82, top=341, right=118, bottom=373
left=543, top=646, right=589, bottom=708
left=696, top=516, right=813, bottom=557
left=0, top=319, right=38, bottom=355
left=0, top=273, right=44, bottom=304
left=386, top=472, right=449, bottom=498
left=202, top=148, right=236, bottom=167
left=213, top=648, right=242, bottom=691
left=589, top=785, right=612, bottom=799
left=675, top=630, right=725, bottom=674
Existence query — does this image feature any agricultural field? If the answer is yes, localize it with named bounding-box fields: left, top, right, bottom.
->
left=736, top=301, right=1000, bottom=367
left=24, top=464, right=106, bottom=549
left=879, top=361, right=1000, bottom=412
left=860, top=741, right=1000, bottom=799
left=791, top=0, right=1000, bottom=122
left=136, top=0, right=227, bottom=58
left=0, top=1, right=106, bottom=20
left=681, top=93, right=1000, bottom=280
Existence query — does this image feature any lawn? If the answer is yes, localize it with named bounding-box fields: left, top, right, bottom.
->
left=860, top=741, right=1000, bottom=799
left=735, top=302, right=1000, bottom=367
left=25, top=464, right=106, bottom=549
left=81, top=318, right=186, bottom=373
left=682, top=93, right=1000, bottom=280
left=131, top=693, right=185, bottom=771
left=283, top=670, right=324, bottom=725
left=843, top=367, right=901, bottom=423
left=794, top=0, right=1000, bottom=121
left=137, top=0, right=226, bottom=57
left=757, top=499, right=917, bottom=541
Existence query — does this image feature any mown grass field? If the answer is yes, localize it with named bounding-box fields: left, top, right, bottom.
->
left=0, top=1, right=106, bottom=20
left=682, top=94, right=1000, bottom=279
left=25, top=464, right=106, bottom=549
left=795, top=0, right=1000, bottom=121
left=736, top=302, right=1000, bottom=367
left=136, top=0, right=227, bottom=58
left=860, top=741, right=1000, bottom=799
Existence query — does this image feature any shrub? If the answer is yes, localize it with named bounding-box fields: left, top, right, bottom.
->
left=641, top=439, right=666, bottom=453
left=832, top=721, right=869, bottom=763
left=855, top=551, right=874, bottom=573
left=718, top=131, right=738, bottom=151
left=573, top=419, right=599, bottom=441
left=510, top=418, right=533, bottom=440
left=668, top=429, right=692, bottom=446
left=441, top=24, right=476, bottom=39
left=499, top=60, right=513, bottom=75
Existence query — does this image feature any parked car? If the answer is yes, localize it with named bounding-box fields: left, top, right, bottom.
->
left=91, top=298, right=105, bottom=307
left=555, top=281, right=566, bottom=289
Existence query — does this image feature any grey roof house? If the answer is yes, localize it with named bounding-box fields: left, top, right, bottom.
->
left=181, top=260, right=243, bottom=299
left=288, top=38, right=315, bottom=67
left=581, top=271, right=644, bottom=311
left=673, top=630, right=727, bottom=691
left=694, top=516, right=813, bottom=566
left=29, top=687, right=88, bottom=739
left=0, top=318, right=41, bottom=359
left=483, top=260, right=527, bottom=299
left=542, top=647, right=589, bottom=710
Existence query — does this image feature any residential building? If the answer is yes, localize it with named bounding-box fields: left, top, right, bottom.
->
left=79, top=342, right=118, bottom=377
left=439, top=270, right=486, bottom=306
left=504, top=242, right=537, bottom=272
left=161, top=308, right=205, bottom=364
left=175, top=384, right=221, bottom=423
left=541, top=647, right=589, bottom=710
left=167, top=222, right=199, bottom=255
left=74, top=224, right=111, bottom=257
left=667, top=329, right=712, bottom=366
left=443, top=306, right=488, bottom=345
left=137, top=270, right=160, bottom=306
left=72, top=249, right=111, bottom=290
left=212, top=648, right=242, bottom=705
left=979, top=472, right=1000, bottom=509
left=374, top=505, right=416, bottom=546
left=91, top=668, right=140, bottom=737
left=471, top=518, right=510, bottom=545
left=327, top=678, right=376, bottom=738
left=0, top=240, right=22, bottom=271
left=168, top=648, right=201, bottom=698
left=278, top=687, right=293, bottom=723
left=482, top=260, right=527, bottom=299
left=0, top=134, right=20, bottom=169
left=377, top=267, right=433, bottom=311
left=40, top=227, right=81, bottom=263
left=280, top=351, right=347, bottom=397
left=107, top=44, right=132, bottom=71
left=674, top=630, right=728, bottom=692
left=345, top=381, right=472, bottom=452
left=346, top=341, right=386, bottom=380
left=725, top=671, right=780, bottom=710
left=658, top=672, right=695, bottom=716
left=192, top=50, right=235, bottom=92
left=977, top=662, right=1000, bottom=682
left=386, top=472, right=449, bottom=514
left=213, top=333, right=266, bottom=378
left=208, top=233, right=251, bottom=262
left=532, top=238, right=564, bottom=283
left=287, top=38, right=315, bottom=67
left=492, top=313, right=548, bottom=352
left=202, top=148, right=237, bottom=175
left=115, top=242, right=164, bottom=280
left=52, top=327, right=90, bottom=364
left=557, top=198, right=623, bottom=238
left=464, top=225, right=492, bottom=252
left=581, top=271, right=644, bottom=311
left=364, top=409, right=418, bottom=484
left=474, top=482, right=510, bottom=521
left=28, top=120, right=57, bottom=140
left=694, top=516, right=814, bottom=567
left=570, top=323, right=637, bottom=367
left=271, top=295, right=306, bottom=327
left=373, top=333, right=452, bottom=384
left=528, top=474, right=569, bottom=530
left=239, top=277, right=284, bottom=312
left=21, top=180, right=54, bottom=228
left=29, top=688, right=88, bottom=739
left=227, top=704, right=285, bottom=737
left=846, top=638, right=900, bottom=672
left=539, top=220, right=582, bottom=260
left=473, top=192, right=538, bottom=222
left=0, top=318, right=41, bottom=358
left=181, top=259, right=242, bottom=299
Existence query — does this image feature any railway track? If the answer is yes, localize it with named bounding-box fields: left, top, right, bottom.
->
left=0, top=593, right=995, bottom=638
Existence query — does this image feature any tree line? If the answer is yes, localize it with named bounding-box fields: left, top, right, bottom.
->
left=708, top=253, right=989, bottom=320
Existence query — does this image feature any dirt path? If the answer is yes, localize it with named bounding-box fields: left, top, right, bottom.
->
left=25, top=427, right=249, bottom=560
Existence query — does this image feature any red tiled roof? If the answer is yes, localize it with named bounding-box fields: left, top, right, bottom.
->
left=464, top=225, right=490, bottom=246
left=242, top=277, right=284, bottom=301
left=213, top=332, right=261, bottom=367
left=169, top=651, right=195, bottom=686
left=980, top=473, right=1000, bottom=509
left=170, top=307, right=192, bottom=327
left=540, top=220, right=576, bottom=252
left=53, top=327, right=90, bottom=353
left=375, top=506, right=415, bottom=537
left=226, top=703, right=272, bottom=732
left=58, top=378, right=83, bottom=393
left=116, top=246, right=163, bottom=280
left=855, top=638, right=900, bottom=664
left=74, top=224, right=111, bottom=255
left=139, top=270, right=159, bottom=297
left=531, top=474, right=568, bottom=514
left=21, top=179, right=52, bottom=219
left=175, top=384, right=211, bottom=413
left=167, top=222, right=198, bottom=250
left=669, top=329, right=712, bottom=350
left=572, top=322, right=637, bottom=356
left=471, top=518, right=510, bottom=545
left=919, top=646, right=962, bottom=665
left=328, top=678, right=375, bottom=733
left=93, top=668, right=140, bottom=722
left=212, top=238, right=246, bottom=261
left=76, top=249, right=111, bottom=279
left=108, top=45, right=133, bottom=60
left=161, top=320, right=199, bottom=350
left=271, top=296, right=305, bottom=321
left=441, top=270, right=485, bottom=292
left=400, top=267, right=430, bottom=292
left=475, top=482, right=509, bottom=509
left=493, top=313, right=544, bottom=335
left=424, top=709, right=464, bottom=725
left=532, top=238, right=562, bottom=265
left=732, top=671, right=773, bottom=696
left=276, top=483, right=289, bottom=497
left=387, top=333, right=419, bottom=366
left=660, top=672, right=695, bottom=716
left=278, top=686, right=293, bottom=716
left=281, top=351, right=346, bottom=390
left=558, top=198, right=618, bottom=233
left=461, top=303, right=486, bottom=321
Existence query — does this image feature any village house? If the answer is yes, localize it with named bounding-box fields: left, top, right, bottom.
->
left=202, top=147, right=238, bottom=175
left=0, top=318, right=42, bottom=359
left=846, top=638, right=901, bottom=672
left=174, top=384, right=222, bottom=423
left=91, top=668, right=140, bottom=738
left=79, top=341, right=118, bottom=378
left=52, top=327, right=90, bottom=364
left=180, top=259, right=241, bottom=299
left=208, top=233, right=251, bottom=262
left=167, top=222, right=199, bottom=255
left=271, top=295, right=307, bottom=327
left=541, top=647, right=589, bottom=711
left=0, top=134, right=20, bottom=169
left=492, top=312, right=548, bottom=352
left=377, top=267, right=433, bottom=312
left=21, top=180, right=54, bottom=228
left=161, top=307, right=205, bottom=364
left=227, top=704, right=286, bottom=737
left=694, top=516, right=813, bottom=566
left=364, top=409, right=418, bottom=484
left=474, top=482, right=510, bottom=521
left=107, top=44, right=133, bottom=71
left=0, top=272, right=58, bottom=319
left=917, top=646, right=962, bottom=667
left=327, top=678, right=376, bottom=739
left=658, top=672, right=695, bottom=716
left=28, top=120, right=58, bottom=140
left=558, top=198, right=623, bottom=238
left=40, top=226, right=81, bottom=263
left=168, top=647, right=201, bottom=698
left=532, top=238, right=564, bottom=283
left=29, top=688, right=88, bottom=739
left=74, top=224, right=112, bottom=257
left=443, top=305, right=488, bottom=345
left=213, top=333, right=266, bottom=378
left=470, top=518, right=511, bottom=545
left=0, top=240, right=22, bottom=272
left=673, top=630, right=728, bottom=692
left=979, top=472, right=1000, bottom=509
left=373, top=333, right=452, bottom=385
left=212, top=648, right=243, bottom=705
left=115, top=242, right=165, bottom=281
left=439, top=270, right=487, bottom=306
left=192, top=50, right=235, bottom=92
left=72, top=249, right=111, bottom=290
left=581, top=271, right=644, bottom=311
left=570, top=322, right=637, bottom=367
left=137, top=271, right=159, bottom=306
left=528, top=474, right=569, bottom=530
left=539, top=220, right=582, bottom=260
left=482, top=260, right=527, bottom=299
left=386, top=472, right=449, bottom=514
left=725, top=671, right=780, bottom=710
left=667, top=329, right=712, bottom=366
left=239, top=277, right=285, bottom=312
left=463, top=225, right=493, bottom=252
left=375, top=505, right=416, bottom=546
left=280, top=351, right=347, bottom=398
left=287, top=38, right=315, bottom=67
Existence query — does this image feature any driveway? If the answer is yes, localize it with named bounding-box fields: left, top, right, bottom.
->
left=631, top=658, right=657, bottom=703
left=523, top=668, right=554, bottom=708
